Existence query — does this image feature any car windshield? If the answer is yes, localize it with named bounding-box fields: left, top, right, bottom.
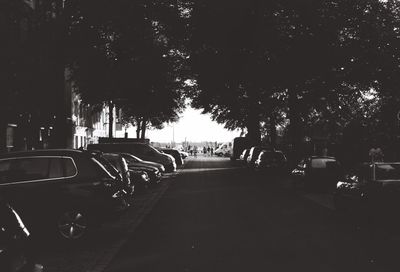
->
left=103, top=154, right=125, bottom=173
left=375, top=164, right=400, bottom=180
left=311, top=158, right=336, bottom=169
left=92, top=156, right=120, bottom=178
left=123, top=154, right=142, bottom=163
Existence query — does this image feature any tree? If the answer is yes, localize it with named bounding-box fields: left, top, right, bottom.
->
left=185, top=0, right=400, bottom=157
left=68, top=0, right=188, bottom=139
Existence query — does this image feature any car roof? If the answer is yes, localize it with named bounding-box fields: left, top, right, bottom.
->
left=0, top=149, right=86, bottom=159
left=103, top=153, right=122, bottom=158
left=260, top=150, right=284, bottom=153
left=162, top=148, right=179, bottom=152
left=88, top=142, right=146, bottom=146
left=361, top=162, right=400, bottom=166
left=309, top=156, right=336, bottom=159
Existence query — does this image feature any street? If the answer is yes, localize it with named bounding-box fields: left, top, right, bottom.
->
left=101, top=156, right=399, bottom=272
left=4, top=3, right=400, bottom=272
left=32, top=155, right=400, bottom=272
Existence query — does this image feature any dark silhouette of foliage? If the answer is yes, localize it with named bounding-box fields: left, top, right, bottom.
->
left=68, top=0, right=188, bottom=139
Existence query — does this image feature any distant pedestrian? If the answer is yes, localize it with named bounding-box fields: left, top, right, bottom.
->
left=211, top=147, right=214, bottom=156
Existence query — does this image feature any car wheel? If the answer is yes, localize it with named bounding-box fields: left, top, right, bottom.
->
left=57, top=210, right=88, bottom=240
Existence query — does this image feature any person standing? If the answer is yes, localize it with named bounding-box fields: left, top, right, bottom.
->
left=194, top=146, right=198, bottom=157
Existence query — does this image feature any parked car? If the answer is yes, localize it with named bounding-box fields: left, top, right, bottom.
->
left=291, top=156, right=343, bottom=191
left=254, top=150, right=287, bottom=174
left=246, top=146, right=270, bottom=168
left=0, top=149, right=128, bottom=240
left=129, top=164, right=161, bottom=184
left=239, top=149, right=250, bottom=163
left=334, top=162, right=400, bottom=226
left=160, top=148, right=183, bottom=166
left=0, top=200, right=43, bottom=272
left=120, top=153, right=165, bottom=173
left=87, top=143, right=176, bottom=172
left=129, top=170, right=151, bottom=191
left=101, top=153, right=134, bottom=196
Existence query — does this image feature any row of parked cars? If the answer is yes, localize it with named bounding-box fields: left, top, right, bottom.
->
left=239, top=146, right=288, bottom=172
left=0, top=142, right=186, bottom=272
left=292, top=156, right=400, bottom=230
left=240, top=145, right=400, bottom=231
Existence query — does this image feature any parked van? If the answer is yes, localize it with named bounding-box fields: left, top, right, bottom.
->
left=87, top=143, right=176, bottom=172
left=214, top=142, right=232, bottom=157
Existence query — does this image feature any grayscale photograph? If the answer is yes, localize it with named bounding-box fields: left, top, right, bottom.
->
left=1, top=0, right=400, bottom=271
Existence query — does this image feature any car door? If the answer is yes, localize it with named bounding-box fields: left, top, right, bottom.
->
left=0, top=157, right=55, bottom=227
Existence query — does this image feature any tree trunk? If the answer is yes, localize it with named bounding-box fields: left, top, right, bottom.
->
left=140, top=118, right=147, bottom=139
left=246, top=109, right=261, bottom=146
left=136, top=118, right=141, bottom=139
left=246, top=122, right=261, bottom=145
left=108, top=101, right=114, bottom=138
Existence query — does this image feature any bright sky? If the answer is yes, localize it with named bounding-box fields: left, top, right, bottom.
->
left=140, top=107, right=241, bottom=143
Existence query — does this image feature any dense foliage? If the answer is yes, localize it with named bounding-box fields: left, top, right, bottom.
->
left=2, top=0, right=400, bottom=155
left=186, top=0, right=400, bottom=155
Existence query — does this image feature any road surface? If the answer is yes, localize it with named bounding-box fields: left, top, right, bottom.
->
left=103, top=156, right=400, bottom=272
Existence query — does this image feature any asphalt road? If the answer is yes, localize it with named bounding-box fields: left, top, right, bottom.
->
left=102, top=155, right=400, bottom=272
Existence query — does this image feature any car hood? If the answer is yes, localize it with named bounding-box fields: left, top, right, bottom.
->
left=128, top=165, right=156, bottom=172
left=128, top=162, right=158, bottom=171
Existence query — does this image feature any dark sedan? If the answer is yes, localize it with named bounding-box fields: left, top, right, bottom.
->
left=160, top=148, right=183, bottom=166
left=254, top=150, right=287, bottom=174
left=291, top=156, right=343, bottom=191
left=0, top=149, right=128, bottom=240
left=239, top=149, right=250, bottom=163
left=120, top=153, right=165, bottom=173
left=334, top=162, right=400, bottom=227
left=102, top=153, right=134, bottom=196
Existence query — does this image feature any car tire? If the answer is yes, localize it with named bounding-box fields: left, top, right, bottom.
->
left=56, top=209, right=89, bottom=240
